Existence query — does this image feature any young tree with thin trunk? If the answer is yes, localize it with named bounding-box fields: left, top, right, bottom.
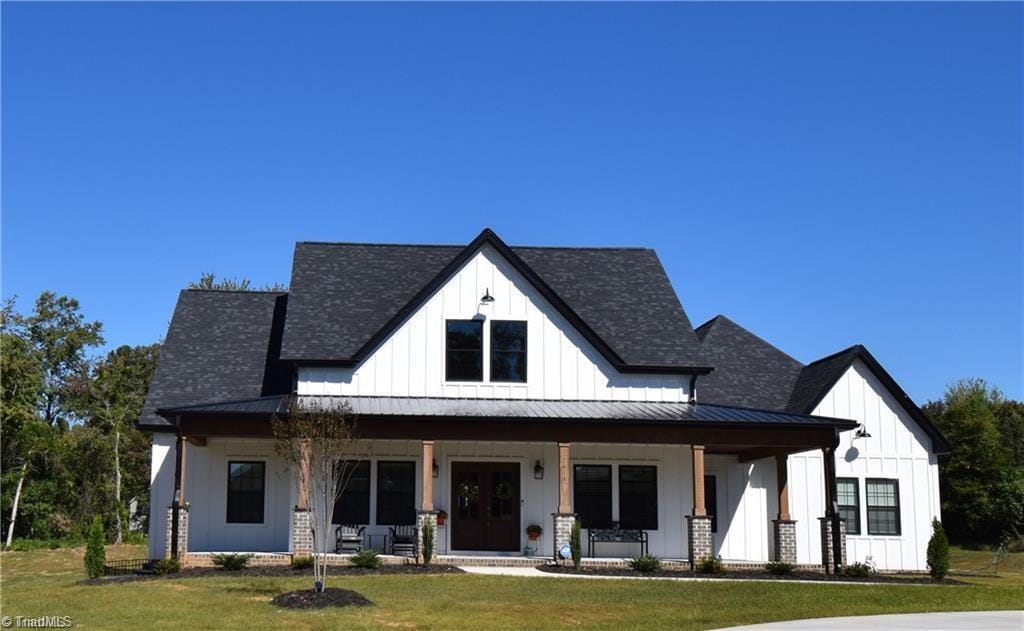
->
left=273, top=397, right=360, bottom=592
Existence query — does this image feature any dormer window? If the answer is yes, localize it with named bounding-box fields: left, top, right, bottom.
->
left=446, top=320, right=483, bottom=381
left=490, top=321, right=527, bottom=383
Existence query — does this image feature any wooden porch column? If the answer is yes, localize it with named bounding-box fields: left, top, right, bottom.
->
left=557, top=442, right=571, bottom=514
left=421, top=440, right=434, bottom=512
left=776, top=454, right=790, bottom=521
left=691, top=445, right=706, bottom=516
left=177, top=439, right=188, bottom=505
left=296, top=440, right=310, bottom=509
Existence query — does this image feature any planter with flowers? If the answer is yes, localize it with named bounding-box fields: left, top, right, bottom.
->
left=526, top=524, right=543, bottom=541
left=436, top=510, right=448, bottom=527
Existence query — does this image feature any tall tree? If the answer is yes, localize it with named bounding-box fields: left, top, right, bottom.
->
left=17, top=292, right=104, bottom=428
left=928, top=379, right=1016, bottom=544
left=69, top=344, right=161, bottom=543
left=1, top=298, right=45, bottom=546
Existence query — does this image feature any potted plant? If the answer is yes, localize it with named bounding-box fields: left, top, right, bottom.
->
left=526, top=524, right=543, bottom=541
left=436, top=510, right=448, bottom=527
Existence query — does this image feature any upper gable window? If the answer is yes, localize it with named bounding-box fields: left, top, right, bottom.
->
left=490, top=321, right=527, bottom=383
left=446, top=320, right=483, bottom=382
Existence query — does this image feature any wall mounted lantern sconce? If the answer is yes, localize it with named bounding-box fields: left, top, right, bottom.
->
left=534, top=460, right=544, bottom=480
left=432, top=459, right=439, bottom=478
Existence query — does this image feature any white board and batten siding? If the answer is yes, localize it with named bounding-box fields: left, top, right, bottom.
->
left=297, top=244, right=690, bottom=403
left=788, top=360, right=941, bottom=571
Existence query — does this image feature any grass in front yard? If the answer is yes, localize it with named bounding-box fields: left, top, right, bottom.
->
left=1, top=545, right=1021, bottom=630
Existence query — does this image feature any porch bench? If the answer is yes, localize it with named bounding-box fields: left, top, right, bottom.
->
left=587, top=523, right=648, bottom=558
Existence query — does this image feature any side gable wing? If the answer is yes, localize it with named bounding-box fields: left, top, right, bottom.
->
left=788, top=345, right=951, bottom=454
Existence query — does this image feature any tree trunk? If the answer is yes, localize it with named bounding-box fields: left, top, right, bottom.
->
left=113, top=428, right=123, bottom=545
left=5, top=462, right=28, bottom=547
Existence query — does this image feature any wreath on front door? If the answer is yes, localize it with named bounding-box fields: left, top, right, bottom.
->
left=493, top=481, right=513, bottom=500
left=458, top=480, right=480, bottom=502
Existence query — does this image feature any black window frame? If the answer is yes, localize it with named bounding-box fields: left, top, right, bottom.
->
left=376, top=460, right=416, bottom=526
left=618, top=465, right=658, bottom=530
left=704, top=474, right=718, bottom=533
left=226, top=461, right=265, bottom=524
left=490, top=320, right=527, bottom=383
left=332, top=460, right=371, bottom=525
left=865, top=478, right=901, bottom=536
left=573, top=464, right=612, bottom=529
left=836, top=477, right=861, bottom=535
left=445, top=319, right=484, bottom=382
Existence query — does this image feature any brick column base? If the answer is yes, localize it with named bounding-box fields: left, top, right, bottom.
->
left=291, top=508, right=313, bottom=556
left=686, top=515, right=713, bottom=568
left=819, top=517, right=847, bottom=573
left=552, top=513, right=576, bottom=561
left=417, top=511, right=439, bottom=561
left=772, top=519, right=798, bottom=564
left=165, top=504, right=189, bottom=559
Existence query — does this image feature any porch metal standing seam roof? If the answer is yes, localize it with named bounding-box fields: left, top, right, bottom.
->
left=157, top=395, right=858, bottom=428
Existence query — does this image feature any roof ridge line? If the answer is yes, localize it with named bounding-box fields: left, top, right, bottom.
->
left=802, top=344, right=865, bottom=368
left=183, top=288, right=288, bottom=295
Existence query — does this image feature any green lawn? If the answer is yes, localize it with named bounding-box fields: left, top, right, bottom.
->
left=1, top=545, right=1021, bottom=630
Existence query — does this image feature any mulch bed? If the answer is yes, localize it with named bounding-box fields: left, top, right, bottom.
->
left=80, top=563, right=464, bottom=585
left=536, top=564, right=964, bottom=585
left=271, top=587, right=373, bottom=609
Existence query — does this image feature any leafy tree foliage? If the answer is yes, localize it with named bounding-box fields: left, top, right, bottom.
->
left=925, top=379, right=1024, bottom=545
left=188, top=272, right=286, bottom=292
left=1, top=294, right=159, bottom=547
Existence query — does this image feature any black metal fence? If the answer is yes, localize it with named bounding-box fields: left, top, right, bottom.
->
left=103, top=558, right=153, bottom=576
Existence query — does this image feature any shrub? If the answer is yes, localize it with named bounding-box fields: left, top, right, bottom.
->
left=570, top=519, right=582, bottom=570
left=350, top=549, right=382, bottom=569
left=153, top=558, right=181, bottom=574
left=291, top=555, right=313, bottom=570
left=927, top=518, right=950, bottom=581
left=629, top=554, right=662, bottom=574
left=211, top=553, right=253, bottom=571
left=843, top=562, right=871, bottom=578
left=84, top=516, right=106, bottom=579
left=764, top=561, right=795, bottom=575
left=695, top=556, right=725, bottom=574
left=422, top=521, right=434, bottom=566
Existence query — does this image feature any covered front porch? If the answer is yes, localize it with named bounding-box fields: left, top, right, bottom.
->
left=152, top=396, right=856, bottom=572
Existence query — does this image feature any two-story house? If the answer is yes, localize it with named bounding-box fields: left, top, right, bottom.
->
left=138, top=229, right=948, bottom=571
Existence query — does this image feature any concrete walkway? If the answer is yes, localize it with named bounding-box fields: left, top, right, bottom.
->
left=457, top=565, right=922, bottom=586
left=719, top=611, right=1023, bottom=630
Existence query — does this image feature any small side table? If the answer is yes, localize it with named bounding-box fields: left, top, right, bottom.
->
left=366, top=533, right=387, bottom=553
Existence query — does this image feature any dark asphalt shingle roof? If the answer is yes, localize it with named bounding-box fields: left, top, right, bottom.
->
left=280, top=231, right=709, bottom=370
left=694, top=315, right=804, bottom=411
left=786, top=346, right=861, bottom=415
left=696, top=316, right=951, bottom=454
left=138, top=290, right=290, bottom=429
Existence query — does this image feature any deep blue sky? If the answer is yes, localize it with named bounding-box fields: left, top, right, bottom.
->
left=3, top=3, right=1021, bottom=403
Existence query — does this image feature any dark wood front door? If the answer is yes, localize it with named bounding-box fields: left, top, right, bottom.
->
left=451, top=462, right=520, bottom=551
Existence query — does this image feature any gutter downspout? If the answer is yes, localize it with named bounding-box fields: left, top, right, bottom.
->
left=170, top=415, right=183, bottom=559
left=688, top=374, right=699, bottom=404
